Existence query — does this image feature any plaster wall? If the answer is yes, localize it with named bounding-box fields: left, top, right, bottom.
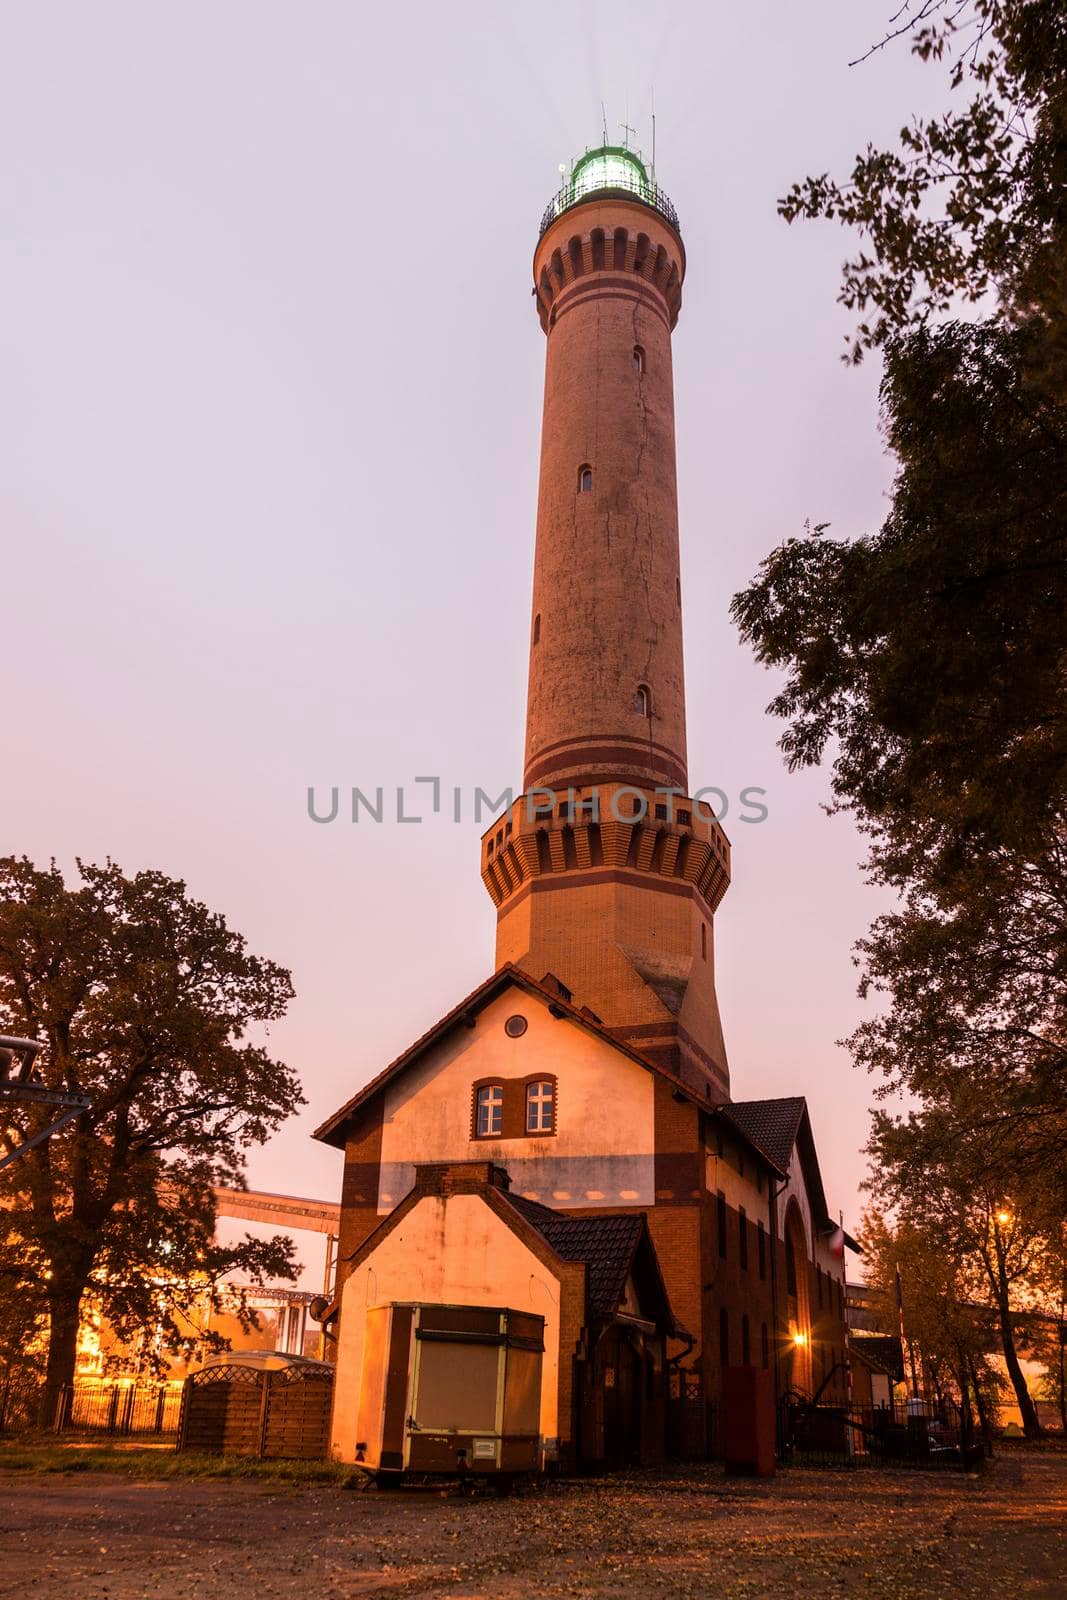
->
left=376, top=989, right=655, bottom=1212
left=330, top=1193, right=565, bottom=1463
left=776, top=1145, right=846, bottom=1284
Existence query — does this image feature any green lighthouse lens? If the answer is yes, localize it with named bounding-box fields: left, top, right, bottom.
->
left=570, top=146, right=650, bottom=203
left=539, top=141, right=678, bottom=240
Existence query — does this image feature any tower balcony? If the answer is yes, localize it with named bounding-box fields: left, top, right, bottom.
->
left=480, top=781, right=730, bottom=915
left=539, top=144, right=680, bottom=239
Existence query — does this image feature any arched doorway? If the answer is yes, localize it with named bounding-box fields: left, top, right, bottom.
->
left=782, top=1200, right=813, bottom=1396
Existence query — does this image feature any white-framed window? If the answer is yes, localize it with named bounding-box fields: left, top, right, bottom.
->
left=578, top=464, right=593, bottom=494
left=526, top=1080, right=554, bottom=1134
left=476, top=1083, right=503, bottom=1137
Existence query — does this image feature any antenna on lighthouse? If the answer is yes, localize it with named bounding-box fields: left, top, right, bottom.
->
left=651, top=86, right=657, bottom=180
left=601, top=101, right=608, bottom=145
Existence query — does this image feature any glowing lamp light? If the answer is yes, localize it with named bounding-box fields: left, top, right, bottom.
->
left=569, top=145, right=651, bottom=205
left=996, top=1210, right=1011, bottom=1225
left=792, top=1331, right=808, bottom=1348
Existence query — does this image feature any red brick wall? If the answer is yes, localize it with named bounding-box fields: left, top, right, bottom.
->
left=525, top=200, right=688, bottom=797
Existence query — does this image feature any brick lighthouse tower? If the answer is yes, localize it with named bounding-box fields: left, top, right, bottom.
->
left=318, top=145, right=855, bottom=1468
left=480, top=145, right=732, bottom=1103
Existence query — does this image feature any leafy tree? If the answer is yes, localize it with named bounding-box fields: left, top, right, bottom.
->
left=732, top=318, right=1066, bottom=887
left=732, top=0, right=1067, bottom=1174
left=778, top=0, right=1067, bottom=365
left=867, top=1106, right=1060, bottom=1436
left=860, top=1206, right=1002, bottom=1439
left=732, top=321, right=1067, bottom=1167
left=1030, top=1300, right=1067, bottom=1432
left=851, top=863, right=1067, bottom=1190
left=0, top=857, right=304, bottom=1422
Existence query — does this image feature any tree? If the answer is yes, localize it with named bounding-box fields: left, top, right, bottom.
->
left=867, top=1105, right=1061, bottom=1437
left=732, top=320, right=1067, bottom=1166
left=1029, top=1239, right=1067, bottom=1434
left=0, top=857, right=304, bottom=1422
left=850, top=863, right=1067, bottom=1190
left=732, top=0, right=1067, bottom=1170
left=778, top=0, right=1067, bottom=366
left=860, top=1206, right=1002, bottom=1439
left=732, top=318, right=1066, bottom=888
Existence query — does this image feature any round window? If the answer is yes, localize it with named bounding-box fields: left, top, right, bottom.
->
left=504, top=1015, right=528, bottom=1039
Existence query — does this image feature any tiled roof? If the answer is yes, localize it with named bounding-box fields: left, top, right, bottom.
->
left=503, top=1194, right=648, bottom=1318
left=535, top=1215, right=647, bottom=1318
left=721, top=1096, right=843, bottom=1233
left=720, top=1096, right=807, bottom=1174
left=504, top=1191, right=562, bottom=1229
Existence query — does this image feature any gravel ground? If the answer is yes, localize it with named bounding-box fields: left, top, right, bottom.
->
left=1, top=1452, right=1064, bottom=1600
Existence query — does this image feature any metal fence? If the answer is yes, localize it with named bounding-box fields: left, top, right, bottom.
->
left=55, top=1380, right=182, bottom=1436
left=778, top=1395, right=984, bottom=1470
left=539, top=176, right=681, bottom=239
left=0, top=1371, right=43, bottom=1434
left=0, top=1374, right=182, bottom=1437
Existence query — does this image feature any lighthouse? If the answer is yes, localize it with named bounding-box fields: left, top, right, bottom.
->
left=317, top=141, right=854, bottom=1472
left=481, top=144, right=731, bottom=1103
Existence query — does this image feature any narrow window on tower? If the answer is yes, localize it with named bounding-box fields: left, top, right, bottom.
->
left=632, top=344, right=645, bottom=373
left=578, top=464, right=593, bottom=494
left=741, top=1314, right=751, bottom=1365
left=634, top=683, right=651, bottom=716
left=532, top=613, right=541, bottom=645
left=701, top=923, right=707, bottom=961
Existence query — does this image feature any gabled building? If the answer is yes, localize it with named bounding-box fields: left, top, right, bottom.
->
left=330, top=1157, right=678, bottom=1470
left=315, top=142, right=852, bottom=1467
left=316, top=970, right=850, bottom=1462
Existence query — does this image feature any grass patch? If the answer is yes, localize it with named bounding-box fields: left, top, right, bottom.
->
left=0, top=1439, right=371, bottom=1488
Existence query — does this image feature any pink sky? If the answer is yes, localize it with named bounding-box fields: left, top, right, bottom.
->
left=3, top=2, right=942, bottom=1284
